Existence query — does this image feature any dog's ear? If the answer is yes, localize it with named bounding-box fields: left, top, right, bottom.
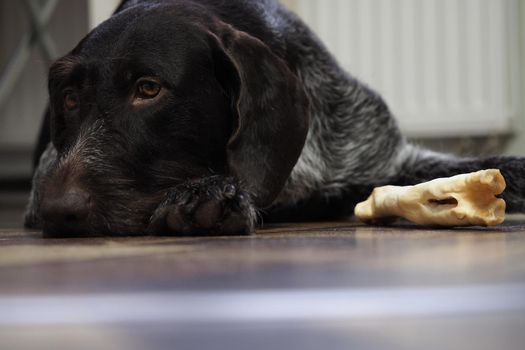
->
left=209, top=24, right=310, bottom=208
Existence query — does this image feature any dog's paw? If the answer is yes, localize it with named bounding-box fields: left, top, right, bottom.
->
left=148, top=176, right=257, bottom=235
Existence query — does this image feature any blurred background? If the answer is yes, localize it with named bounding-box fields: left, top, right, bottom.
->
left=0, top=0, right=523, bottom=184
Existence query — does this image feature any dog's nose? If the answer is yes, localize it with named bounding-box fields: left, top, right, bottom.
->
left=41, top=188, right=91, bottom=231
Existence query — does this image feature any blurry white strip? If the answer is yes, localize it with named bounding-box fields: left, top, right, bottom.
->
left=1, top=284, right=525, bottom=325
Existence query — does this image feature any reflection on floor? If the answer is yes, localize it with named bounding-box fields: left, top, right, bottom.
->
left=1, top=202, right=525, bottom=350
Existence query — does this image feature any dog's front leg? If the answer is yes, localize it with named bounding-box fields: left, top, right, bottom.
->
left=148, top=176, right=257, bottom=235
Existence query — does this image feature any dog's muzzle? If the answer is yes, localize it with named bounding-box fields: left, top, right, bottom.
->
left=40, top=185, right=92, bottom=235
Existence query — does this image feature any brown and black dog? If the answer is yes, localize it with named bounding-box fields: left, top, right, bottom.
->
left=26, top=0, right=525, bottom=236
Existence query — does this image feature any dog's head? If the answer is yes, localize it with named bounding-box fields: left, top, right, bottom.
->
left=25, top=3, right=309, bottom=236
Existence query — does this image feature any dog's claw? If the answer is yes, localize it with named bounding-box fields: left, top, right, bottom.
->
left=148, top=176, right=256, bottom=235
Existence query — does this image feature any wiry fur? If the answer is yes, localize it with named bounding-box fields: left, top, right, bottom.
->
left=28, top=120, right=168, bottom=235
left=27, top=0, right=525, bottom=235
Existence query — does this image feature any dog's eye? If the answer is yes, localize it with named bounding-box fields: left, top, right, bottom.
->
left=136, top=79, right=162, bottom=99
left=64, top=91, right=79, bottom=111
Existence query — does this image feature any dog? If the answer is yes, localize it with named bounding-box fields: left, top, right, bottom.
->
left=25, top=0, right=525, bottom=236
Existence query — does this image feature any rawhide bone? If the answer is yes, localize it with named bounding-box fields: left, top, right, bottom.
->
left=354, top=169, right=506, bottom=226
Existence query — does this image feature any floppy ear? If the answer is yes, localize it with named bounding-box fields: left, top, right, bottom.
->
left=209, top=24, right=310, bottom=208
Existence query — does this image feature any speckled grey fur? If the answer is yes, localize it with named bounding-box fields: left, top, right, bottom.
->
left=266, top=5, right=410, bottom=207
left=259, top=3, right=525, bottom=215
left=27, top=0, right=525, bottom=233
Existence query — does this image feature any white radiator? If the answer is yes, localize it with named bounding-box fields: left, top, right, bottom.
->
left=296, top=0, right=521, bottom=137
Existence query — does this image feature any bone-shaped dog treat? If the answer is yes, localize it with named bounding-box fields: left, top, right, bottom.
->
left=355, top=169, right=506, bottom=226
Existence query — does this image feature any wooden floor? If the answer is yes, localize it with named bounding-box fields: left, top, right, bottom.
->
left=1, top=200, right=525, bottom=350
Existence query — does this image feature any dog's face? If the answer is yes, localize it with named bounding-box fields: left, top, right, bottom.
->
left=27, top=4, right=309, bottom=236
